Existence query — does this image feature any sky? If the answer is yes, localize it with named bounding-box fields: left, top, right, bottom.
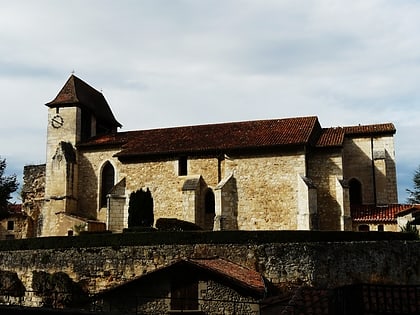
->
left=1, top=0, right=420, bottom=202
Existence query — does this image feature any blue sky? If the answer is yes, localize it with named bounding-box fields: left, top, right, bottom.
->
left=1, top=1, right=420, bottom=202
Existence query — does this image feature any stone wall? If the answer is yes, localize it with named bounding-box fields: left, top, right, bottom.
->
left=0, top=236, right=418, bottom=308
left=76, top=148, right=308, bottom=232
left=342, top=136, right=397, bottom=205
left=41, top=118, right=399, bottom=235
left=223, top=151, right=306, bottom=230
left=308, top=149, right=344, bottom=230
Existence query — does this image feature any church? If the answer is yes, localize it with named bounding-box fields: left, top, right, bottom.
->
left=17, top=75, right=403, bottom=237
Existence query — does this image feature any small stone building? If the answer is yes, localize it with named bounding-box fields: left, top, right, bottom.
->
left=0, top=205, right=27, bottom=240
left=351, top=204, right=420, bottom=232
left=92, top=258, right=265, bottom=314
left=22, top=75, right=404, bottom=236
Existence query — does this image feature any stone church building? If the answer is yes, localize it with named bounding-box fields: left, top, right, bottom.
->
left=19, top=75, right=401, bottom=237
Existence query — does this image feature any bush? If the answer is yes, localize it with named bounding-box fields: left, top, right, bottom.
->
left=400, top=222, right=419, bottom=239
left=155, top=218, right=203, bottom=231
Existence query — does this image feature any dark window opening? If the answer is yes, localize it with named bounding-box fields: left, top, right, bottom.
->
left=179, top=156, right=188, bottom=176
left=358, top=224, right=370, bottom=231
left=96, top=122, right=111, bottom=136
left=101, top=162, right=115, bottom=207
left=378, top=224, right=384, bottom=232
left=171, top=279, right=198, bottom=311
left=81, top=109, right=92, bottom=141
left=67, top=230, right=74, bottom=236
left=349, top=178, right=362, bottom=205
left=7, top=220, right=14, bottom=231
left=204, top=189, right=215, bottom=214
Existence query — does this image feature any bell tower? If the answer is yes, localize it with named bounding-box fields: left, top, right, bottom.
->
left=41, top=75, right=121, bottom=236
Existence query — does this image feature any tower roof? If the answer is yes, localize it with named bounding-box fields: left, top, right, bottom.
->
left=45, top=75, right=122, bottom=128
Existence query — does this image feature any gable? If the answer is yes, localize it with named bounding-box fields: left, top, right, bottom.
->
left=96, top=258, right=266, bottom=298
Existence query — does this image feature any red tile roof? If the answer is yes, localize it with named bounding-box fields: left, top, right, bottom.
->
left=343, top=123, right=396, bottom=136
left=80, top=116, right=322, bottom=158
left=79, top=116, right=396, bottom=159
left=188, top=258, right=265, bottom=294
left=97, top=257, right=266, bottom=297
left=316, top=123, right=395, bottom=147
left=46, top=75, right=121, bottom=128
left=351, top=204, right=420, bottom=223
left=7, top=204, right=22, bottom=214
left=316, top=127, right=345, bottom=147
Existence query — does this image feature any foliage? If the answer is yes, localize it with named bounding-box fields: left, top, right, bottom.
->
left=32, top=271, right=88, bottom=307
left=0, top=270, right=25, bottom=297
left=73, top=223, right=87, bottom=236
left=0, top=157, right=19, bottom=219
left=406, top=165, right=420, bottom=204
left=127, top=188, right=154, bottom=227
left=156, top=218, right=202, bottom=231
left=400, top=221, right=419, bottom=240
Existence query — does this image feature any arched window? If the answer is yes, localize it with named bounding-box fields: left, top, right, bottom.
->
left=100, top=162, right=115, bottom=207
left=349, top=178, right=362, bottom=206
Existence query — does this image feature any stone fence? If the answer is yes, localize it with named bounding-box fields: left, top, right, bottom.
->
left=0, top=231, right=418, bottom=308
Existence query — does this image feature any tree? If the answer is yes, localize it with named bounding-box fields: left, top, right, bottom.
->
left=127, top=188, right=154, bottom=227
left=0, top=157, right=19, bottom=219
left=406, top=165, right=420, bottom=204
left=400, top=221, right=419, bottom=240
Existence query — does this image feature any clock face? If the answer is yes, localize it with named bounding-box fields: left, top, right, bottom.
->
left=51, top=114, right=64, bottom=128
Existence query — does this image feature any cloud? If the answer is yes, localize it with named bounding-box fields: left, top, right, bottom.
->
left=1, top=0, right=420, bottom=202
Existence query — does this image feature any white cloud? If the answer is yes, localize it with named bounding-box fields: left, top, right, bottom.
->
left=1, top=0, right=420, bottom=202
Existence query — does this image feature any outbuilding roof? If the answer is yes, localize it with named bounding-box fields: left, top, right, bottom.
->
left=351, top=204, right=420, bottom=223
left=95, top=257, right=266, bottom=298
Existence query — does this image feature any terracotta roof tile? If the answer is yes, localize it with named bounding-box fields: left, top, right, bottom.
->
left=46, top=75, right=121, bottom=128
left=351, top=204, right=420, bottom=223
left=80, top=116, right=321, bottom=158
left=343, top=123, right=396, bottom=136
left=77, top=110, right=395, bottom=158
left=7, top=204, right=22, bottom=214
left=188, top=258, right=265, bottom=294
left=97, top=257, right=266, bottom=297
left=316, top=127, right=345, bottom=147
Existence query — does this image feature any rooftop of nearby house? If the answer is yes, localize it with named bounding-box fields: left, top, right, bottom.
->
left=351, top=204, right=420, bottom=223
left=95, top=257, right=266, bottom=298
left=7, top=204, right=22, bottom=215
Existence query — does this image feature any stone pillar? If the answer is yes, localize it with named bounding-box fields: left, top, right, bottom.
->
left=214, top=173, right=238, bottom=231
left=297, top=175, right=318, bottom=230
left=336, top=178, right=351, bottom=231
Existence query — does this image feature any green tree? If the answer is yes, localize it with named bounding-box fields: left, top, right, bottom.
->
left=400, top=221, right=419, bottom=240
left=0, top=157, right=19, bottom=219
left=406, top=165, right=420, bottom=204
